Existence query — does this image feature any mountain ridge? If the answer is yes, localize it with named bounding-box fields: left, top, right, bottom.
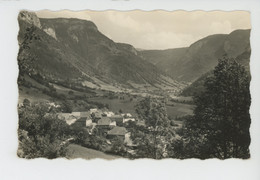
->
left=139, top=29, right=250, bottom=83
left=18, top=11, right=184, bottom=93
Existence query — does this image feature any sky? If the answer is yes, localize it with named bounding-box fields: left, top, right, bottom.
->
left=36, top=10, right=251, bottom=50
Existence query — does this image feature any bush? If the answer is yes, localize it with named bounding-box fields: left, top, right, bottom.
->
left=18, top=104, right=71, bottom=159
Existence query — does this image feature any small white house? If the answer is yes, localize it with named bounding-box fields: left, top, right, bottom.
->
left=109, top=121, right=117, bottom=127
left=71, top=112, right=81, bottom=117
left=90, top=108, right=98, bottom=114
left=104, top=111, right=115, bottom=117
left=86, top=119, right=92, bottom=127
left=66, top=117, right=77, bottom=125
left=47, top=102, right=60, bottom=108
left=123, top=118, right=135, bottom=123
left=126, top=113, right=132, bottom=117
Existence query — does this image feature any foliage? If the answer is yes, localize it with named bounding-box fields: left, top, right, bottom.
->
left=18, top=104, right=71, bottom=159
left=180, top=57, right=251, bottom=159
left=136, top=97, right=170, bottom=128
left=61, top=100, right=73, bottom=113
left=134, top=97, right=172, bottom=159
left=181, top=71, right=212, bottom=97
left=106, top=137, right=127, bottom=156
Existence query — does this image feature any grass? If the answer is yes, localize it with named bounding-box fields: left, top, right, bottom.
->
left=89, top=96, right=194, bottom=118
left=167, top=102, right=194, bottom=118
left=89, top=96, right=138, bottom=115
left=66, top=144, right=120, bottom=160
left=50, top=83, right=88, bottom=97
left=19, top=86, right=51, bottom=103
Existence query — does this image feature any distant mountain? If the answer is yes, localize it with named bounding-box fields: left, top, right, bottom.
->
left=18, top=11, right=183, bottom=92
left=139, top=29, right=251, bottom=83
left=181, top=46, right=251, bottom=96
left=138, top=48, right=187, bottom=70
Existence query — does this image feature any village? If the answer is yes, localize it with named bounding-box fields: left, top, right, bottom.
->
left=56, top=108, right=139, bottom=147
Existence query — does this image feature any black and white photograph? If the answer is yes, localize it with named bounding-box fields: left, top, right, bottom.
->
left=16, top=10, right=252, bottom=160
left=1, top=0, right=260, bottom=179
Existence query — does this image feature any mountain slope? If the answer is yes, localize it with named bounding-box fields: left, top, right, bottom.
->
left=18, top=11, right=183, bottom=92
left=181, top=46, right=251, bottom=96
left=139, top=29, right=251, bottom=83
left=138, top=48, right=188, bottom=72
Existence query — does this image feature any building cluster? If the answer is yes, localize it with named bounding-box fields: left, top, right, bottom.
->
left=57, top=108, right=136, bottom=145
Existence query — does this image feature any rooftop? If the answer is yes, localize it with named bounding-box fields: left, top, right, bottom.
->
left=108, top=127, right=127, bottom=136
left=97, top=117, right=112, bottom=126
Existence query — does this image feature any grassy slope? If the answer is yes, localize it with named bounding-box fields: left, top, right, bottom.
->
left=67, top=144, right=119, bottom=160
left=19, top=87, right=51, bottom=103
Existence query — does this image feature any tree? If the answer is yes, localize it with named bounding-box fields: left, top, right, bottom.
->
left=109, top=137, right=127, bottom=156
left=184, top=57, right=251, bottom=159
left=135, top=97, right=171, bottom=159
left=18, top=103, right=71, bottom=159
left=61, top=100, right=73, bottom=113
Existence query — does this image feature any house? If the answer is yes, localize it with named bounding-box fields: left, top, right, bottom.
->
left=86, top=119, right=93, bottom=127
left=126, top=113, right=132, bottom=117
left=80, top=111, right=91, bottom=118
left=47, top=102, right=60, bottom=108
left=123, top=118, right=135, bottom=123
left=71, top=112, right=81, bottom=117
left=103, top=111, right=115, bottom=117
left=107, top=126, right=128, bottom=140
left=57, top=113, right=70, bottom=120
left=121, top=113, right=132, bottom=117
left=97, top=117, right=116, bottom=128
left=110, top=115, right=124, bottom=126
left=110, top=121, right=116, bottom=126
left=90, top=108, right=98, bottom=114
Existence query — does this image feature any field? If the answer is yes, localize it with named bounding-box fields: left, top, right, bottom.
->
left=166, top=103, right=194, bottom=118
left=19, top=86, right=51, bottom=103
left=89, top=96, right=194, bottom=118
left=19, top=74, right=194, bottom=118
left=67, top=144, right=119, bottom=160
left=89, top=96, right=138, bottom=115
left=50, top=83, right=90, bottom=97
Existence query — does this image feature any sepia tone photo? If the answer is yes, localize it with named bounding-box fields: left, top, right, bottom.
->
left=17, top=10, right=251, bottom=160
